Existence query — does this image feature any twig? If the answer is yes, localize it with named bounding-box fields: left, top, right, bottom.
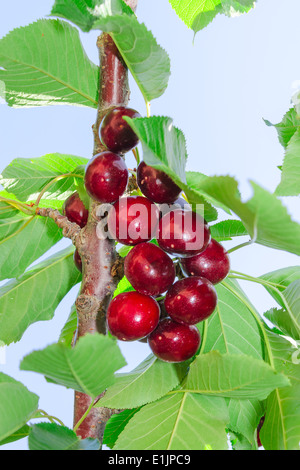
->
left=36, top=207, right=81, bottom=246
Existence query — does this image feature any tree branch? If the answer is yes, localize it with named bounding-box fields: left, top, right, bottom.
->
left=36, top=207, right=81, bottom=245
left=73, top=1, right=138, bottom=444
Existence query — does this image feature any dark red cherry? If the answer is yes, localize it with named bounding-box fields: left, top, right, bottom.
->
left=124, top=242, right=176, bottom=296
left=148, top=318, right=201, bottom=363
left=165, top=276, right=217, bottom=325
left=137, top=161, right=181, bottom=204
left=74, top=249, right=82, bottom=273
left=180, top=239, right=230, bottom=285
left=107, top=291, right=160, bottom=341
left=107, top=196, right=160, bottom=246
left=158, top=197, right=191, bottom=219
left=62, top=192, right=89, bottom=228
left=100, top=106, right=141, bottom=154
left=157, top=209, right=211, bottom=257
left=84, top=151, right=128, bottom=204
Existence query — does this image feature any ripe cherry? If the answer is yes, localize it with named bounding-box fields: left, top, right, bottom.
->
left=165, top=276, right=217, bottom=325
left=74, top=249, right=82, bottom=273
left=180, top=239, right=230, bottom=285
left=107, top=291, right=160, bottom=341
left=158, top=197, right=191, bottom=219
left=157, top=209, right=211, bottom=257
left=100, top=106, right=141, bottom=154
left=107, top=196, right=160, bottom=246
left=84, top=151, right=128, bottom=204
left=62, top=192, right=89, bottom=228
left=124, top=242, right=176, bottom=296
left=148, top=318, right=201, bottom=363
left=137, top=161, right=181, bottom=204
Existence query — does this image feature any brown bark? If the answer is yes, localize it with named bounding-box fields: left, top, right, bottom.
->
left=73, top=1, right=138, bottom=444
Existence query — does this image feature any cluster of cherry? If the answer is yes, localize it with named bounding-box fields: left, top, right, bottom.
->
left=62, top=106, right=230, bottom=363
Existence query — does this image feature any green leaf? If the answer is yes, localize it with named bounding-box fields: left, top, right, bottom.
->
left=58, top=303, right=78, bottom=347
left=0, top=154, right=88, bottom=202
left=204, top=279, right=265, bottom=360
left=181, top=351, right=289, bottom=400
left=0, top=19, right=99, bottom=108
left=275, top=129, right=300, bottom=196
left=0, top=214, right=63, bottom=281
left=0, top=246, right=81, bottom=345
left=260, top=266, right=300, bottom=306
left=50, top=0, right=134, bottom=32
left=227, top=399, right=264, bottom=448
left=185, top=174, right=300, bottom=256
left=264, top=108, right=300, bottom=149
left=113, top=276, right=134, bottom=298
left=203, top=279, right=267, bottom=445
left=114, top=393, right=229, bottom=450
left=265, top=281, right=300, bottom=341
left=93, top=15, right=171, bottom=102
left=260, top=331, right=300, bottom=450
left=209, top=219, right=248, bottom=241
left=103, top=408, right=141, bottom=449
left=0, top=425, right=30, bottom=446
left=168, top=0, right=256, bottom=35
left=28, top=423, right=100, bottom=450
left=20, top=334, right=126, bottom=398
left=0, top=373, right=39, bottom=443
left=229, top=430, right=256, bottom=450
left=97, top=354, right=187, bottom=409
left=124, top=116, right=218, bottom=222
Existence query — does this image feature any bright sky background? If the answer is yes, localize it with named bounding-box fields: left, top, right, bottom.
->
left=0, top=0, right=300, bottom=450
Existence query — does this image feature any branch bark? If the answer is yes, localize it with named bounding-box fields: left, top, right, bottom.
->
left=36, top=207, right=81, bottom=245
left=73, top=1, right=138, bottom=445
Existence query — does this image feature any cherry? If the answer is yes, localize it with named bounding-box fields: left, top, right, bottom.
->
left=84, top=151, right=128, bottom=204
left=107, top=196, right=160, bottom=246
left=165, top=276, right=217, bottom=325
left=74, top=249, right=82, bottom=273
left=157, top=209, right=211, bottom=257
left=137, top=161, right=181, bottom=204
left=158, top=197, right=191, bottom=219
left=124, top=242, right=176, bottom=296
left=107, top=291, right=160, bottom=341
left=148, top=318, right=201, bottom=363
left=100, top=106, right=141, bottom=154
left=180, top=239, right=230, bottom=285
left=62, top=192, right=89, bottom=228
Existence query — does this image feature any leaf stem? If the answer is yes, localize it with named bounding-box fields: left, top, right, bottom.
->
left=73, top=401, right=94, bottom=434
left=146, top=100, right=151, bottom=118
left=34, top=173, right=83, bottom=207
left=227, top=240, right=255, bottom=254
left=0, top=195, right=35, bottom=216
left=34, top=409, right=65, bottom=427
left=229, top=271, right=285, bottom=290
left=227, top=220, right=258, bottom=254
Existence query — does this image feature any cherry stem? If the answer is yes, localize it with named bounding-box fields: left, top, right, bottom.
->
left=132, top=147, right=140, bottom=165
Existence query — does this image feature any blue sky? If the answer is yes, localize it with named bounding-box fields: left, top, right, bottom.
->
left=0, top=0, right=300, bottom=449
